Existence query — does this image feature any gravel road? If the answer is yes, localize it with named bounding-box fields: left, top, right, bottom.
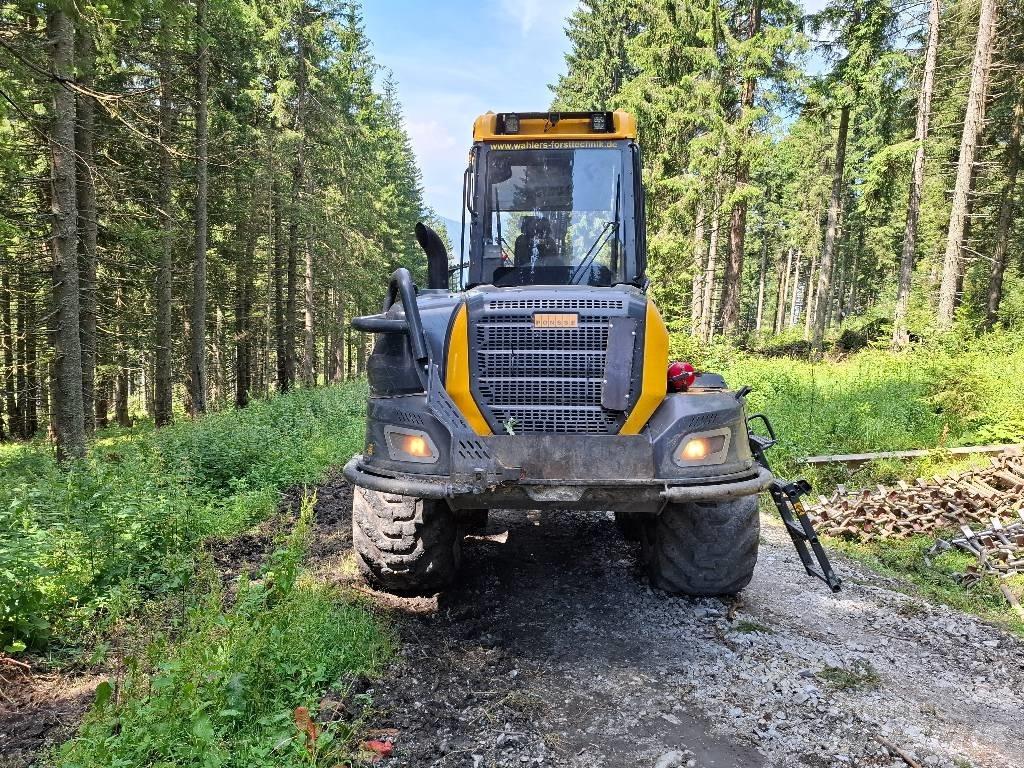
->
left=310, top=479, right=1024, bottom=768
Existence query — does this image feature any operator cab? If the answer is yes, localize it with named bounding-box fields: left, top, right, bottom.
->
left=457, top=111, right=647, bottom=290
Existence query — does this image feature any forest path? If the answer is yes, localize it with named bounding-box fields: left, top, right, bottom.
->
left=313, top=478, right=1024, bottom=768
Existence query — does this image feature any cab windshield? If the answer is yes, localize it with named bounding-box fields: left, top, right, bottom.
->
left=478, top=147, right=626, bottom=287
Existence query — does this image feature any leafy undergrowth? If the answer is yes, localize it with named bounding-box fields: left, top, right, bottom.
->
left=55, top=500, right=393, bottom=768
left=0, top=382, right=368, bottom=653
left=705, top=330, right=1024, bottom=635
left=676, top=329, right=1024, bottom=486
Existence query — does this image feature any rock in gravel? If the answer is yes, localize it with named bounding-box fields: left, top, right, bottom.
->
left=653, top=751, right=686, bottom=768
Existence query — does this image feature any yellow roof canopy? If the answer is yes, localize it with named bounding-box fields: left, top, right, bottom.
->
left=473, top=110, right=637, bottom=142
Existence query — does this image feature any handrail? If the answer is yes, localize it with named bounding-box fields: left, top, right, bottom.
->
left=351, top=267, right=429, bottom=363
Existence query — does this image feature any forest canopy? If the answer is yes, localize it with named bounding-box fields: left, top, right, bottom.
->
left=551, top=0, right=1023, bottom=352
left=0, top=0, right=431, bottom=460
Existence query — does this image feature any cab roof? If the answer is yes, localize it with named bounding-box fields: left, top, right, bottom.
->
left=472, top=110, right=637, bottom=142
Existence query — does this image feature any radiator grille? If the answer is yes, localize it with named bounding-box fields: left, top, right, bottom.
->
left=474, top=311, right=629, bottom=434
left=486, top=298, right=625, bottom=311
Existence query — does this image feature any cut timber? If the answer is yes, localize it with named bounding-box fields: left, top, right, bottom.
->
left=802, top=444, right=1023, bottom=466
left=809, top=456, right=1024, bottom=615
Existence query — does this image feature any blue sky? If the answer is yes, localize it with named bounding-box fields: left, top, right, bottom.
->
left=363, top=0, right=579, bottom=220
left=363, top=0, right=830, bottom=222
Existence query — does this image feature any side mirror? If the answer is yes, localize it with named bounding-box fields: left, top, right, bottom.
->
left=415, top=222, right=449, bottom=290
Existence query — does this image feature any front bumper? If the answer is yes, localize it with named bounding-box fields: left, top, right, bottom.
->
left=343, top=454, right=774, bottom=512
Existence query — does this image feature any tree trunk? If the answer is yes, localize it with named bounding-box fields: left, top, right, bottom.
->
left=288, top=7, right=309, bottom=389
left=323, top=290, right=333, bottom=383
left=691, top=201, right=706, bottom=338
left=700, top=187, right=722, bottom=342
left=346, top=325, right=354, bottom=379
left=15, top=265, right=27, bottom=438
left=356, top=322, right=366, bottom=375
left=190, top=0, right=209, bottom=414
left=720, top=0, right=762, bottom=335
left=985, top=96, right=1022, bottom=327
left=823, top=249, right=838, bottom=329
left=235, top=213, right=256, bottom=408
left=211, top=304, right=225, bottom=405
left=286, top=228, right=297, bottom=388
left=114, top=368, right=130, bottom=427
left=937, top=0, right=998, bottom=328
left=847, top=230, right=861, bottom=316
left=789, top=250, right=802, bottom=328
left=302, top=239, right=315, bottom=386
left=333, top=291, right=346, bottom=383
left=892, top=0, right=940, bottom=349
left=24, top=274, right=38, bottom=438
left=1, top=265, right=17, bottom=439
left=76, top=27, right=98, bottom=434
left=155, top=27, right=175, bottom=426
left=754, top=238, right=768, bottom=332
left=811, top=104, right=850, bottom=353
left=803, top=248, right=817, bottom=340
left=95, top=376, right=109, bottom=429
left=48, top=7, right=85, bottom=462
left=272, top=174, right=289, bottom=391
left=113, top=279, right=131, bottom=428
left=774, top=247, right=792, bottom=334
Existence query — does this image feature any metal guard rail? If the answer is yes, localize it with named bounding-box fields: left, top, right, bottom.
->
left=351, top=267, right=429, bottom=363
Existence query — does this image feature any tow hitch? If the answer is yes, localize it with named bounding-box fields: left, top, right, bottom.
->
left=748, top=414, right=842, bottom=593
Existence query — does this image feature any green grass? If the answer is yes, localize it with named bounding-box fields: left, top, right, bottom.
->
left=0, top=383, right=394, bottom=767
left=55, top=499, right=394, bottom=768
left=732, top=619, right=774, bottom=634
left=679, top=328, right=1024, bottom=635
left=677, top=329, right=1024, bottom=486
left=0, top=382, right=368, bottom=652
left=816, top=660, right=881, bottom=691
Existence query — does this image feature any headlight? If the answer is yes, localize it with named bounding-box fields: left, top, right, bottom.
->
left=673, top=427, right=731, bottom=467
left=384, top=426, right=439, bottom=464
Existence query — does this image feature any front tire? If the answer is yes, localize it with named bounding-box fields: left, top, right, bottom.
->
left=352, top=486, right=461, bottom=592
left=641, top=496, right=759, bottom=596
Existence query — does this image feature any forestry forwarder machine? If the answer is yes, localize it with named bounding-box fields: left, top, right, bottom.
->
left=344, top=110, right=841, bottom=596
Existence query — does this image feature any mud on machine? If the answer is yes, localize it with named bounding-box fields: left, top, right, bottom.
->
left=344, top=110, right=840, bottom=595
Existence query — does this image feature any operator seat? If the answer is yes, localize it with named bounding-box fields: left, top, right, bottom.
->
left=533, top=218, right=560, bottom=266
left=514, top=217, right=536, bottom=267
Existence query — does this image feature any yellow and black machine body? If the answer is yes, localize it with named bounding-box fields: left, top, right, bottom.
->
left=345, top=110, right=838, bottom=595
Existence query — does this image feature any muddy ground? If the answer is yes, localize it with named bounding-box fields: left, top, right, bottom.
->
left=3, top=477, right=1022, bottom=768
left=307, top=479, right=1023, bottom=768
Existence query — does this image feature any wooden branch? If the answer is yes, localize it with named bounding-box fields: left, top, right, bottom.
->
left=802, top=443, right=1023, bottom=466
left=874, top=735, right=923, bottom=768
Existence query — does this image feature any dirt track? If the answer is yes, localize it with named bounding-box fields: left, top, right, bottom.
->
left=4, top=478, right=1022, bottom=768
left=309, top=479, right=1024, bottom=768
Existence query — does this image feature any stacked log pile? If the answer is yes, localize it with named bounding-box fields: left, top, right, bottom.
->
left=807, top=455, right=1024, bottom=541
left=807, top=455, right=1024, bottom=614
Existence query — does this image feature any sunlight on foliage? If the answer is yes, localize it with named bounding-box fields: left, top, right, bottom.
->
left=0, top=383, right=367, bottom=651
left=56, top=497, right=393, bottom=768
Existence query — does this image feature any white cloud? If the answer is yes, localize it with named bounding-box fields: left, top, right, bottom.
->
left=406, top=119, right=458, bottom=156
left=499, top=0, right=579, bottom=36
left=364, top=2, right=582, bottom=218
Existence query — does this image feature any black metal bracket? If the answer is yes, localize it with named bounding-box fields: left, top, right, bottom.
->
left=767, top=479, right=842, bottom=592
left=351, top=267, right=430, bottom=364
left=748, top=413, right=842, bottom=593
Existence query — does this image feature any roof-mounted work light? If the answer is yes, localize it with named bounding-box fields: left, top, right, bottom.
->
left=498, top=113, right=520, bottom=134
left=590, top=111, right=614, bottom=132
